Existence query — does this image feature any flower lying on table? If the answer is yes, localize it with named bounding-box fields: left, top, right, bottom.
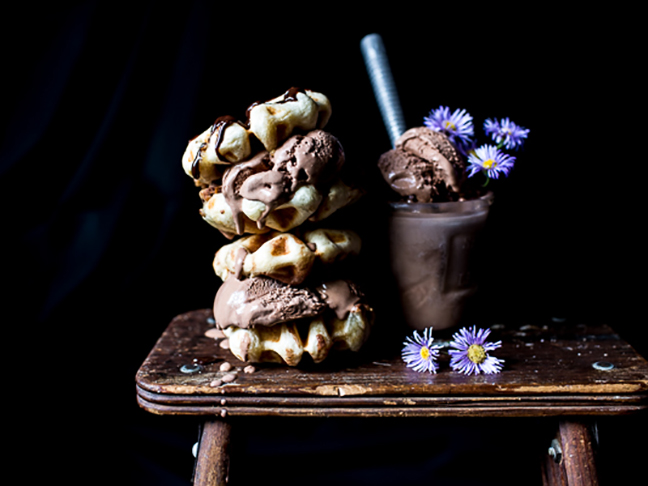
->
left=402, top=326, right=504, bottom=374
left=401, top=328, right=442, bottom=373
left=449, top=326, right=504, bottom=375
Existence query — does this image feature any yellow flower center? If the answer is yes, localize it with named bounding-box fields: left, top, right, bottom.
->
left=482, top=159, right=497, bottom=169
left=444, top=121, right=456, bottom=131
left=420, top=346, right=431, bottom=360
left=467, top=344, right=487, bottom=364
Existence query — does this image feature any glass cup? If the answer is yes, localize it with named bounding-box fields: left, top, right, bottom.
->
left=387, top=192, right=494, bottom=331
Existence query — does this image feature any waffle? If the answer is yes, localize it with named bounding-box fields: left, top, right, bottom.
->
left=308, top=178, right=366, bottom=222
left=201, top=178, right=361, bottom=237
left=181, top=88, right=331, bottom=186
left=200, top=191, right=270, bottom=239
left=223, top=302, right=374, bottom=365
left=212, top=229, right=361, bottom=284
left=183, top=88, right=373, bottom=368
left=181, top=117, right=252, bottom=185
left=248, top=88, right=332, bottom=151
left=213, top=232, right=315, bottom=285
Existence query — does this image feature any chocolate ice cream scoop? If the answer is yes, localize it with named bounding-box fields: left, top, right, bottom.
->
left=316, top=279, right=362, bottom=320
left=221, top=129, right=346, bottom=234
left=221, top=151, right=273, bottom=235
left=272, top=129, right=345, bottom=191
left=378, top=127, right=465, bottom=202
left=213, top=275, right=326, bottom=329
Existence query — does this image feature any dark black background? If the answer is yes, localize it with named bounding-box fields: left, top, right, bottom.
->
left=5, top=2, right=645, bottom=484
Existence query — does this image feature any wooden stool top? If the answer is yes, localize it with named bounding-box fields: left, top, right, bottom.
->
left=136, top=309, right=648, bottom=418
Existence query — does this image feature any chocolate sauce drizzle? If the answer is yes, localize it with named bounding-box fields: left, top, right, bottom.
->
left=191, top=115, right=246, bottom=180
left=213, top=115, right=242, bottom=159
left=245, top=87, right=306, bottom=123
left=193, top=88, right=313, bottom=179
left=281, top=86, right=304, bottom=103
left=191, top=138, right=210, bottom=179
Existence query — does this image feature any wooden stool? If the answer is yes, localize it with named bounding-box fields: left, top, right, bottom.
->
left=136, top=310, right=648, bottom=485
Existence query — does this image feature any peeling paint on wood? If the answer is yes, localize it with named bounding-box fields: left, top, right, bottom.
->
left=310, top=385, right=370, bottom=396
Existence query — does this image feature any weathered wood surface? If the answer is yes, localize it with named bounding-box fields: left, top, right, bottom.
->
left=192, top=419, right=231, bottom=486
left=136, top=309, right=648, bottom=417
left=541, top=421, right=599, bottom=486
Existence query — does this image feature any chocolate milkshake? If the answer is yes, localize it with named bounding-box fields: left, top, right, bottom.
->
left=362, top=33, right=526, bottom=332
left=387, top=195, right=492, bottom=331
left=379, top=127, right=493, bottom=330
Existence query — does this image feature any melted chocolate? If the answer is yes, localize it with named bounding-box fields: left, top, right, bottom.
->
left=233, top=247, right=248, bottom=279
left=317, top=280, right=361, bottom=320
left=245, top=87, right=306, bottom=122
left=281, top=86, right=304, bottom=103
left=191, top=116, right=246, bottom=179
left=239, top=171, right=292, bottom=229
left=213, top=276, right=326, bottom=329
left=221, top=152, right=271, bottom=235
left=214, top=115, right=244, bottom=160
left=191, top=138, right=210, bottom=179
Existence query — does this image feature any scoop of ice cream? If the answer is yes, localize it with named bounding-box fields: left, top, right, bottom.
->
left=271, top=129, right=345, bottom=190
left=240, top=129, right=344, bottom=199
left=378, top=127, right=466, bottom=202
left=316, top=279, right=363, bottom=320
left=218, top=130, right=347, bottom=235
left=220, top=151, right=275, bottom=235
left=213, top=275, right=326, bottom=329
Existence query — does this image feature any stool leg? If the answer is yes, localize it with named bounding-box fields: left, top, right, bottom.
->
left=541, top=420, right=599, bottom=486
left=193, top=419, right=232, bottom=486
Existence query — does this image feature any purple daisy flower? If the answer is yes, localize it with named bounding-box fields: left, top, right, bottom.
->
left=402, top=327, right=441, bottom=373
left=449, top=326, right=504, bottom=375
left=467, top=144, right=516, bottom=179
left=424, top=106, right=474, bottom=147
left=484, top=117, right=529, bottom=150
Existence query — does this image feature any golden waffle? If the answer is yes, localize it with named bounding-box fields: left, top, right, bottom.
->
left=248, top=88, right=331, bottom=152
left=213, top=229, right=361, bottom=284
left=223, top=302, right=374, bottom=366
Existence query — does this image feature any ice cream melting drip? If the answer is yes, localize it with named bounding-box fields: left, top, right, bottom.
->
left=317, top=280, right=361, bottom=320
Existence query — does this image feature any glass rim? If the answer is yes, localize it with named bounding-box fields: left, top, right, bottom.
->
left=388, top=192, right=494, bottom=215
